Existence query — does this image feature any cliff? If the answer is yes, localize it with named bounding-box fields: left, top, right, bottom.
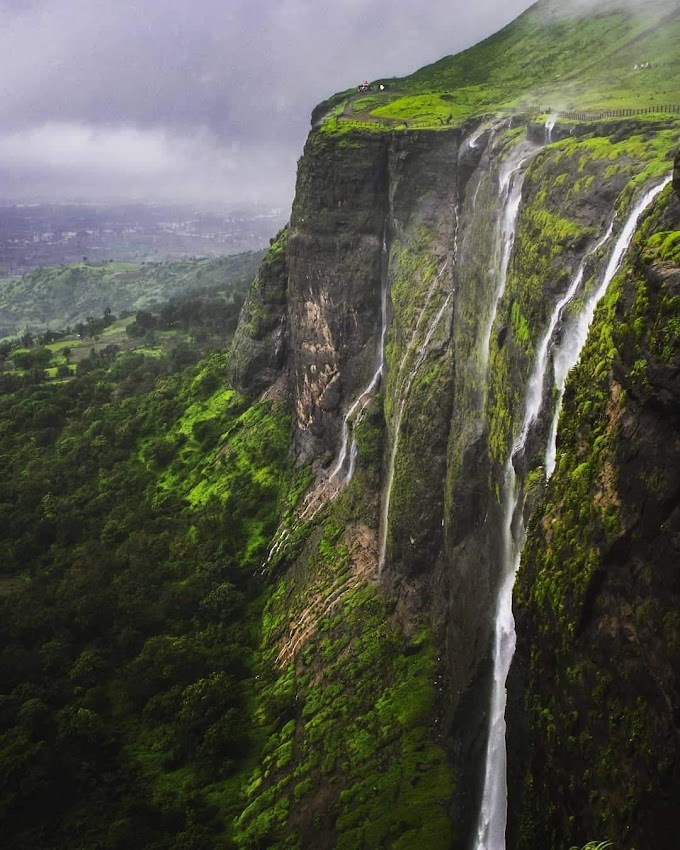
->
left=2, top=4, right=680, bottom=849
left=228, top=117, right=679, bottom=850
left=510, top=186, right=680, bottom=850
left=225, top=2, right=680, bottom=848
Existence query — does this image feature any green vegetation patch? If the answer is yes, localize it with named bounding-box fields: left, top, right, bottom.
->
left=231, top=461, right=455, bottom=850
left=0, top=251, right=261, bottom=340
left=514, top=183, right=680, bottom=848
left=234, top=574, right=454, bottom=849
left=318, top=2, right=680, bottom=133
left=370, top=93, right=468, bottom=127
left=0, top=335, right=295, bottom=848
left=485, top=122, right=677, bottom=468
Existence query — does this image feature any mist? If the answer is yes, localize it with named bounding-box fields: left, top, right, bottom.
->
left=540, top=0, right=678, bottom=19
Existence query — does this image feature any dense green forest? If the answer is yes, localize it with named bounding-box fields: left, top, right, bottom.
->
left=0, top=338, right=297, bottom=848
left=0, top=250, right=264, bottom=383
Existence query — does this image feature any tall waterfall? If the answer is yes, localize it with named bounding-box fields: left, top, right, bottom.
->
left=545, top=175, right=673, bottom=478
left=473, top=174, right=672, bottom=849
left=479, top=147, right=534, bottom=382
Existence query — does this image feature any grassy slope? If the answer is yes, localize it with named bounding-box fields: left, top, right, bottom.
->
left=230, top=405, right=454, bottom=850
left=318, top=0, right=680, bottom=133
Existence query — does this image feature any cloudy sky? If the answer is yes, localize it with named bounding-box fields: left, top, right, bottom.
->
left=0, top=0, right=538, bottom=211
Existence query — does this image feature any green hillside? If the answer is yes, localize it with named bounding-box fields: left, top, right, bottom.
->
left=0, top=347, right=296, bottom=849
left=317, top=0, right=680, bottom=131
left=0, top=251, right=262, bottom=340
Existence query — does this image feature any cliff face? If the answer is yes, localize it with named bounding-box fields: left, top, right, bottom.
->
left=285, top=129, right=460, bottom=466
left=286, top=132, right=389, bottom=459
left=510, top=189, right=680, bottom=850
left=229, top=111, right=680, bottom=849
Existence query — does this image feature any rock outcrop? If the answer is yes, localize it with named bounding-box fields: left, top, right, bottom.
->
left=227, top=228, right=289, bottom=396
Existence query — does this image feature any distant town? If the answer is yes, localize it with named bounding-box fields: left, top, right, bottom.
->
left=0, top=202, right=288, bottom=275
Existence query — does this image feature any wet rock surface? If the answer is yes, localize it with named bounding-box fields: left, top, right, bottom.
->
left=509, top=190, right=680, bottom=850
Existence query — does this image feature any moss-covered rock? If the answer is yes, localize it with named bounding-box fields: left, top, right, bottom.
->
left=227, top=228, right=290, bottom=397
left=510, top=187, right=680, bottom=850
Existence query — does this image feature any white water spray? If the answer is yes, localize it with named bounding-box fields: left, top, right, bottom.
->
left=468, top=123, right=489, bottom=151
left=517, top=222, right=615, bottom=452
left=479, top=148, right=534, bottom=381
left=472, top=229, right=611, bottom=850
left=545, top=175, right=672, bottom=478
left=474, top=175, right=671, bottom=850
left=473, top=456, right=521, bottom=850
left=545, top=114, right=557, bottom=143
left=467, top=117, right=508, bottom=153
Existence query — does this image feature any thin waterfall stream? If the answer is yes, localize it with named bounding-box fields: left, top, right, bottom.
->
left=479, top=146, right=535, bottom=383
left=473, top=174, right=672, bottom=850
left=263, top=229, right=391, bottom=566
left=330, top=231, right=390, bottom=484
left=545, top=175, right=672, bottom=478
left=545, top=114, right=557, bottom=143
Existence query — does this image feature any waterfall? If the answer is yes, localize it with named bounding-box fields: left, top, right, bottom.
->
left=466, top=117, right=508, bottom=153
left=545, top=175, right=672, bottom=478
left=545, top=114, right=557, bottom=143
left=479, top=147, right=534, bottom=383
left=474, top=174, right=671, bottom=849
left=517, top=222, right=615, bottom=451
left=262, top=229, right=390, bottom=567
left=471, top=235, right=608, bottom=850
left=331, top=232, right=390, bottom=483
left=473, top=457, right=521, bottom=850
left=467, top=123, right=489, bottom=151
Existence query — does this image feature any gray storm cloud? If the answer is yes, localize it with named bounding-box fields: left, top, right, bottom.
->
left=0, top=0, right=542, bottom=207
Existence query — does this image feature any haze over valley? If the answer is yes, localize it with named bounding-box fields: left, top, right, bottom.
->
left=0, top=202, right=285, bottom=275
